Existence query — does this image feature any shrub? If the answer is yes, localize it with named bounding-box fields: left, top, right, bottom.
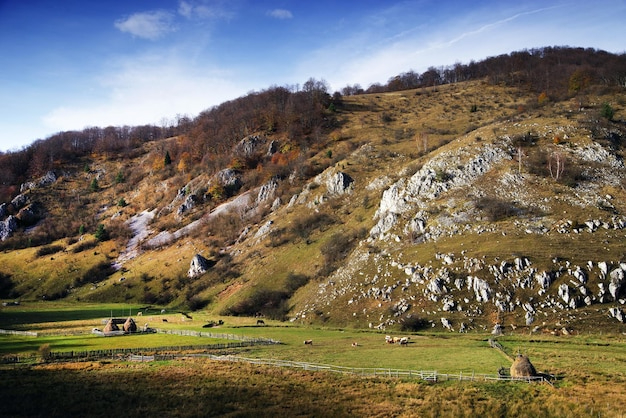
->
left=187, top=295, right=210, bottom=311
left=399, top=315, right=429, bottom=332
left=224, top=288, right=290, bottom=320
left=0, top=272, right=15, bottom=299
left=600, top=102, right=614, bottom=121
left=285, top=273, right=310, bottom=293
left=476, top=197, right=518, bottom=221
left=94, top=224, right=109, bottom=241
left=35, top=244, right=64, bottom=258
left=38, top=344, right=52, bottom=362
left=291, top=212, right=337, bottom=240
left=74, top=261, right=115, bottom=287
left=71, top=239, right=97, bottom=254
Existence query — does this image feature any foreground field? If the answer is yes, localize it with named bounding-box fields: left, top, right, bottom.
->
left=1, top=303, right=626, bottom=417
left=1, top=358, right=623, bottom=418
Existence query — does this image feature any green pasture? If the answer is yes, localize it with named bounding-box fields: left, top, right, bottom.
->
left=2, top=301, right=626, bottom=381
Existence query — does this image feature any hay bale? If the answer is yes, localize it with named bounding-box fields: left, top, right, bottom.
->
left=510, top=354, right=537, bottom=378
left=123, top=317, right=137, bottom=332
left=103, top=319, right=119, bottom=333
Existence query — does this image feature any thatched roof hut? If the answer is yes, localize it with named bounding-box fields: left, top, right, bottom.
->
left=510, top=354, right=537, bottom=378
left=123, top=317, right=137, bottom=333
left=103, top=319, right=120, bottom=333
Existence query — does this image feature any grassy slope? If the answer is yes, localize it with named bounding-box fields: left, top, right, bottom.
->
left=1, top=80, right=626, bottom=335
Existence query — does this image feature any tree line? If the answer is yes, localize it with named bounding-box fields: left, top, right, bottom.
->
left=1, top=46, right=625, bottom=204
left=342, top=46, right=626, bottom=96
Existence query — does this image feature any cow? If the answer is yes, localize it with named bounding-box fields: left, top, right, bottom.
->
left=256, top=319, right=265, bottom=326
left=304, top=339, right=313, bottom=345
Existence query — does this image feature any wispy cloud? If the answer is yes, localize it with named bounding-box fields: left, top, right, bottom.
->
left=431, top=6, right=562, bottom=51
left=114, top=10, right=175, bottom=40
left=179, top=0, right=234, bottom=20
left=267, top=9, right=293, bottom=19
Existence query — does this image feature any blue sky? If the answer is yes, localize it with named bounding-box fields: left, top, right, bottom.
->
left=1, top=0, right=625, bottom=152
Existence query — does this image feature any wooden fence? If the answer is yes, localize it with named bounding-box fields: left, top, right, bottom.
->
left=47, top=339, right=279, bottom=361
left=201, top=354, right=548, bottom=384
left=0, top=329, right=37, bottom=337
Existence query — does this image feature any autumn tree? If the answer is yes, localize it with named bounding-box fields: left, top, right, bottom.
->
left=178, top=152, right=190, bottom=174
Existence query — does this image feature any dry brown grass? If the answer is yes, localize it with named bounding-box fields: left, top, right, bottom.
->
left=1, top=358, right=623, bottom=417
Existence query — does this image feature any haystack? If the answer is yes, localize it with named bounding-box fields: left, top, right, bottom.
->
left=510, top=354, right=537, bottom=378
left=103, top=319, right=119, bottom=333
left=123, top=317, right=137, bottom=333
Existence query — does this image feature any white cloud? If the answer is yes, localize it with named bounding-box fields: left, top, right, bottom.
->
left=41, top=54, right=252, bottom=133
left=178, top=1, right=193, bottom=18
left=114, top=10, right=175, bottom=40
left=179, top=0, right=233, bottom=20
left=268, top=9, right=293, bottom=19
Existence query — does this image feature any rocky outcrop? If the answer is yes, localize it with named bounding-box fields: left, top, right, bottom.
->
left=371, top=143, right=510, bottom=239
left=326, top=171, right=354, bottom=195
left=257, top=178, right=278, bottom=204
left=0, top=216, right=18, bottom=241
left=215, top=168, right=242, bottom=193
left=234, top=134, right=266, bottom=157
left=608, top=265, right=626, bottom=300
left=188, top=254, right=212, bottom=279
left=177, top=194, right=198, bottom=216
left=19, top=170, right=57, bottom=193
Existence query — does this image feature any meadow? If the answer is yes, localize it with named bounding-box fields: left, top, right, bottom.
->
left=1, top=302, right=626, bottom=417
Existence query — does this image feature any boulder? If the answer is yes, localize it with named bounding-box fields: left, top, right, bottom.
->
left=326, top=171, right=354, bottom=195
left=235, top=134, right=266, bottom=157
left=0, top=216, right=18, bottom=241
left=609, top=307, right=625, bottom=323
left=177, top=194, right=198, bottom=216
left=215, top=168, right=242, bottom=190
left=188, top=254, right=212, bottom=279
left=609, top=267, right=626, bottom=300
left=10, top=194, right=28, bottom=211
left=257, top=178, right=278, bottom=204
left=440, top=317, right=453, bottom=331
left=469, top=276, right=491, bottom=303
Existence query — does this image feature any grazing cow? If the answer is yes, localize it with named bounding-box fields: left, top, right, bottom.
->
left=351, top=342, right=359, bottom=347
left=162, top=318, right=168, bottom=322
left=385, top=335, right=394, bottom=344
left=304, top=339, right=313, bottom=345
left=137, top=312, right=142, bottom=316
left=399, top=337, right=409, bottom=345
left=257, top=319, right=265, bottom=326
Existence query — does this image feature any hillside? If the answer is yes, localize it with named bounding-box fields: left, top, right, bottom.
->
left=1, top=47, right=626, bottom=334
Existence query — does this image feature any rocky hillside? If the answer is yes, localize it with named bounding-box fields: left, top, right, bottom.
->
left=1, top=50, right=626, bottom=334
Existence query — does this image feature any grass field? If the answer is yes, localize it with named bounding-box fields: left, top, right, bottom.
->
left=1, top=302, right=626, bottom=417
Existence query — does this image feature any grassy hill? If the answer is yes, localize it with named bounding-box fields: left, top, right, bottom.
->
left=1, top=59, right=626, bottom=335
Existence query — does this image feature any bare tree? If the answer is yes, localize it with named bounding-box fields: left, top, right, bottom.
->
left=417, top=132, right=429, bottom=154
left=548, top=151, right=565, bottom=181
